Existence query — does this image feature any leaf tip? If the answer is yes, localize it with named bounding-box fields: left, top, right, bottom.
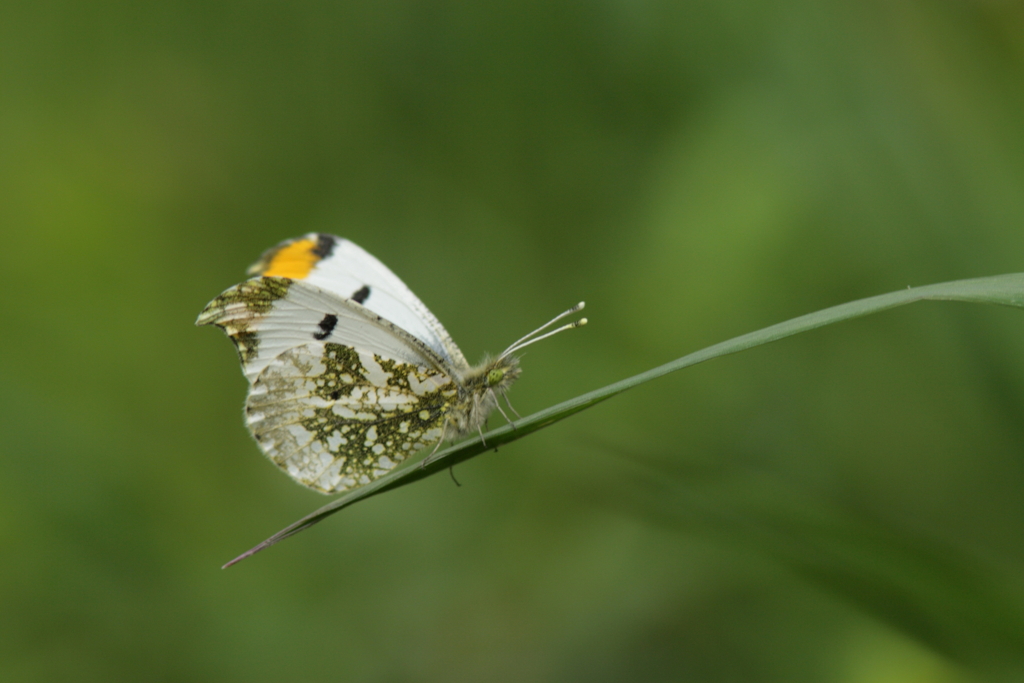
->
left=222, top=541, right=270, bottom=569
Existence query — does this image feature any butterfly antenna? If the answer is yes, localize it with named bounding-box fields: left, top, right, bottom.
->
left=500, top=302, right=587, bottom=358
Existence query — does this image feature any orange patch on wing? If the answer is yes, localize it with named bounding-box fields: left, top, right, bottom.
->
left=259, top=239, right=321, bottom=279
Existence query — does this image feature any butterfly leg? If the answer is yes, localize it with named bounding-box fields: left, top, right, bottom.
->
left=492, top=390, right=520, bottom=431
left=472, top=392, right=488, bottom=446
left=420, top=435, right=447, bottom=469
left=493, top=398, right=513, bottom=426
left=503, top=394, right=522, bottom=419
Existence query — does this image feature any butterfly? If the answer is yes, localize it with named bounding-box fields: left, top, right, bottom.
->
left=197, top=234, right=586, bottom=494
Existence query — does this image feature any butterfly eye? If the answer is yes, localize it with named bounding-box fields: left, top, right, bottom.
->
left=487, top=368, right=505, bottom=386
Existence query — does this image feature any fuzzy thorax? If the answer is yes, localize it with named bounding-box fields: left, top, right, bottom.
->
left=444, top=354, right=522, bottom=438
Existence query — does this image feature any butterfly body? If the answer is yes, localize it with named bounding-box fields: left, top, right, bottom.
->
left=199, top=234, right=581, bottom=494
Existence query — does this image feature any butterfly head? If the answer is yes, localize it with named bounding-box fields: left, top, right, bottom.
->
left=487, top=366, right=510, bottom=388
left=487, top=355, right=522, bottom=390
left=464, top=354, right=521, bottom=395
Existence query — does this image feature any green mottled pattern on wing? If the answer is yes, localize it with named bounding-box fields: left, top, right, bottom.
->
left=245, top=342, right=458, bottom=493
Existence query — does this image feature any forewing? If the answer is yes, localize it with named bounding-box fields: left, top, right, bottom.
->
left=250, top=233, right=469, bottom=369
left=197, top=277, right=449, bottom=384
left=245, top=342, right=458, bottom=493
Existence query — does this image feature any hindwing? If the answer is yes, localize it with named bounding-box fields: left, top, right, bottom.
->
left=245, top=342, right=459, bottom=493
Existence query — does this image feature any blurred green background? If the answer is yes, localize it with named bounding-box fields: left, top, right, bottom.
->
left=3, top=1, right=1024, bottom=681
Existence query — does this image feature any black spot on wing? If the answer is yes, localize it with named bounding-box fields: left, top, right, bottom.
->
left=351, top=285, right=371, bottom=304
left=313, top=234, right=337, bottom=258
left=313, top=313, right=338, bottom=340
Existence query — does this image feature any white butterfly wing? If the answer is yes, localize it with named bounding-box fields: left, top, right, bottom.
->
left=245, top=341, right=454, bottom=493
left=196, top=277, right=449, bottom=384
left=249, top=234, right=469, bottom=370
left=197, top=277, right=459, bottom=493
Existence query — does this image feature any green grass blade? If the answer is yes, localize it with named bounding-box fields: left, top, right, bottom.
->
left=224, top=272, right=1024, bottom=567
